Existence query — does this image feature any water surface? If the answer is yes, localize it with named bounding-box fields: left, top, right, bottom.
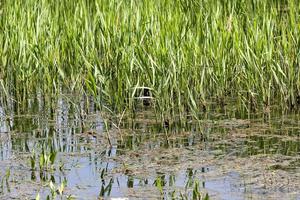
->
left=0, top=95, right=299, bottom=199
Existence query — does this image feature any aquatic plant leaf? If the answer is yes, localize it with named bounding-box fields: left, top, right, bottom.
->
left=35, top=193, right=40, bottom=200
left=39, top=154, right=45, bottom=169
left=50, top=152, right=57, bottom=165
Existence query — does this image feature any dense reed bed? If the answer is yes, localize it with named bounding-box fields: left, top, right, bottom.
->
left=0, top=0, right=300, bottom=116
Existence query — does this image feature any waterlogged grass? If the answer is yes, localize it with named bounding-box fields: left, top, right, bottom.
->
left=1, top=0, right=300, bottom=116
left=0, top=95, right=299, bottom=199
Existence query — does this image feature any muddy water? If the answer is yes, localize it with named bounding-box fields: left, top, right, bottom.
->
left=0, top=95, right=299, bottom=199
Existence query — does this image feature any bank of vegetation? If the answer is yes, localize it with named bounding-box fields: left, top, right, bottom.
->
left=1, top=0, right=300, bottom=117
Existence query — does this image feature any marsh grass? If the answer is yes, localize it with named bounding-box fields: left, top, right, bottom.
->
left=1, top=0, right=300, bottom=117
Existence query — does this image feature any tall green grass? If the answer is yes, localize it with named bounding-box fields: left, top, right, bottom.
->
left=0, top=0, right=300, bottom=116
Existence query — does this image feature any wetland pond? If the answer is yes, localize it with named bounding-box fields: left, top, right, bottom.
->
left=0, top=95, right=299, bottom=200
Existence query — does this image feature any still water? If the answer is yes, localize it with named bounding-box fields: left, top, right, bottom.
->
left=0, top=95, right=299, bottom=199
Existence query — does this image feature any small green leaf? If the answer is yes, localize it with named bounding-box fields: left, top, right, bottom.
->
left=39, top=153, right=45, bottom=169
left=57, top=67, right=65, bottom=79
left=50, top=152, right=57, bottom=165
left=35, top=193, right=40, bottom=200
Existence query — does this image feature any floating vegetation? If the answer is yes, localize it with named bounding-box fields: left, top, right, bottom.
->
left=0, top=96, right=299, bottom=199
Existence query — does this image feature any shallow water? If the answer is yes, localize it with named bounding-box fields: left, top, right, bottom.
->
left=0, top=95, right=299, bottom=199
